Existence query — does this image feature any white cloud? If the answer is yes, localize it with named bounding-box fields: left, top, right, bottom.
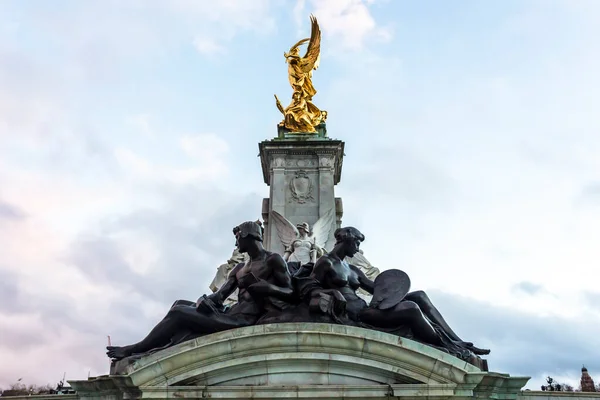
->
left=1, top=0, right=600, bottom=391
left=296, top=0, right=392, bottom=50
left=193, top=37, right=226, bottom=56
left=114, top=147, right=153, bottom=176
left=170, top=0, right=275, bottom=31
left=114, top=146, right=229, bottom=185
left=172, top=0, right=277, bottom=55
left=125, top=114, right=154, bottom=138
left=179, top=133, right=229, bottom=159
left=113, top=133, right=230, bottom=185
left=0, top=0, right=267, bottom=388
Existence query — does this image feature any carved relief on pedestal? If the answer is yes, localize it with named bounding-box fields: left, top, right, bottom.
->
left=286, top=159, right=317, bottom=168
left=271, top=156, right=286, bottom=168
left=289, top=170, right=314, bottom=204
left=298, top=159, right=317, bottom=168
left=319, top=155, right=335, bottom=168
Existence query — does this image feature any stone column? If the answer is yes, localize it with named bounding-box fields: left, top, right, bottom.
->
left=318, top=154, right=336, bottom=246
left=270, top=156, right=287, bottom=208
left=335, top=198, right=344, bottom=229
left=258, top=137, right=344, bottom=254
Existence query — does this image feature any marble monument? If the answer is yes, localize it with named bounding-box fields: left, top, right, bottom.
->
left=67, top=14, right=532, bottom=400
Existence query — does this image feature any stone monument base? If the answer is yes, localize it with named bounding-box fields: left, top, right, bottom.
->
left=70, top=323, right=528, bottom=400
left=276, top=123, right=328, bottom=139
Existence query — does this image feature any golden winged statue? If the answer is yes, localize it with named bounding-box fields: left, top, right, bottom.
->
left=275, top=15, right=327, bottom=133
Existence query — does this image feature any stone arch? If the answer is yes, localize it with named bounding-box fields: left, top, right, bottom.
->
left=117, top=324, right=482, bottom=387
left=71, top=324, right=529, bottom=400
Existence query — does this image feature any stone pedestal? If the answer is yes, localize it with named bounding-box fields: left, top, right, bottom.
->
left=70, top=323, right=530, bottom=400
left=259, top=128, right=345, bottom=253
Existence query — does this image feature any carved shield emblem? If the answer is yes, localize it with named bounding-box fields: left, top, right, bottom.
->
left=289, top=170, right=314, bottom=204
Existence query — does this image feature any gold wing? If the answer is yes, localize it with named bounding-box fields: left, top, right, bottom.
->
left=300, top=15, right=321, bottom=73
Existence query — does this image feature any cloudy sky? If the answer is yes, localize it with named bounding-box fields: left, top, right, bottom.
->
left=1, top=0, right=599, bottom=391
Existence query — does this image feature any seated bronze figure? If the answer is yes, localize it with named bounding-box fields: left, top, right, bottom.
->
left=299, top=227, right=489, bottom=364
left=106, top=221, right=294, bottom=360
left=106, top=223, right=488, bottom=370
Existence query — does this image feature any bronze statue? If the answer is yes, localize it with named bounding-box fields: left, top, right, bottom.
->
left=209, top=247, right=248, bottom=306
left=101, top=12, right=491, bottom=368
left=345, top=249, right=381, bottom=301
left=106, top=221, right=294, bottom=360
left=304, top=227, right=490, bottom=363
left=105, top=219, right=489, bottom=369
left=274, top=15, right=327, bottom=133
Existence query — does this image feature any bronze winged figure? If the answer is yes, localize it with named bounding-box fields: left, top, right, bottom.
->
left=274, top=15, right=327, bottom=133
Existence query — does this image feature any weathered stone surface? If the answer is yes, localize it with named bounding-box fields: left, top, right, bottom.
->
left=258, top=138, right=344, bottom=254
left=12, top=388, right=600, bottom=400
left=71, top=323, right=529, bottom=400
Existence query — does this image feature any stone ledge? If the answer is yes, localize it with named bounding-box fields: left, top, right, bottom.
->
left=69, top=381, right=533, bottom=400
left=0, top=396, right=79, bottom=400
left=107, top=323, right=481, bottom=387
left=519, top=392, right=600, bottom=400
left=276, top=123, right=328, bottom=139
left=258, top=140, right=345, bottom=185
left=139, top=383, right=465, bottom=399
left=70, top=323, right=529, bottom=400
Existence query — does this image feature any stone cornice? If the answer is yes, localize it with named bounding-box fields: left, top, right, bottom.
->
left=258, top=140, right=345, bottom=185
